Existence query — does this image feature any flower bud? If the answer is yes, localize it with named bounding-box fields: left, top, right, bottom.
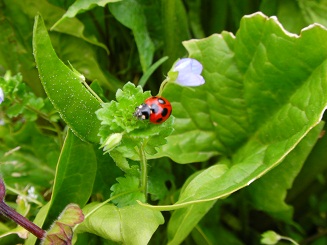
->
left=101, top=133, right=123, bottom=153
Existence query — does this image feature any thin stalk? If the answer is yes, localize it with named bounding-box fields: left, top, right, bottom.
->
left=81, top=79, right=104, bottom=104
left=0, top=201, right=45, bottom=239
left=139, top=143, right=148, bottom=201
left=280, top=236, right=299, bottom=245
left=157, top=79, right=168, bottom=96
left=0, top=178, right=45, bottom=239
left=6, top=186, right=43, bottom=207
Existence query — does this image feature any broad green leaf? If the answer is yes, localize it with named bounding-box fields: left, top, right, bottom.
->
left=167, top=123, right=324, bottom=243
left=193, top=225, right=244, bottom=245
left=33, top=15, right=101, bottom=143
left=168, top=201, right=215, bottom=245
left=140, top=13, right=327, bottom=243
left=277, top=1, right=306, bottom=33
left=157, top=12, right=327, bottom=163
left=287, top=123, right=327, bottom=202
left=166, top=164, right=227, bottom=245
left=54, top=0, right=121, bottom=20
left=75, top=203, right=164, bottom=244
left=246, top=122, right=324, bottom=223
left=50, top=33, right=121, bottom=92
left=298, top=0, right=327, bottom=29
left=141, top=12, right=327, bottom=208
left=108, top=0, right=155, bottom=72
left=6, top=0, right=108, bottom=53
left=270, top=0, right=327, bottom=34
left=25, top=130, right=97, bottom=245
left=43, top=130, right=97, bottom=228
left=5, top=0, right=120, bottom=92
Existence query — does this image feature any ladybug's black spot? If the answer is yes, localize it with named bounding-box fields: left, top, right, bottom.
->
left=156, top=118, right=163, bottom=123
left=141, top=111, right=150, bottom=119
left=157, top=98, right=166, bottom=104
left=161, top=108, right=168, bottom=117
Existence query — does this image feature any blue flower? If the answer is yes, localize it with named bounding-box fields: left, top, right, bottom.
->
left=0, top=88, right=4, bottom=104
left=173, top=58, right=205, bottom=87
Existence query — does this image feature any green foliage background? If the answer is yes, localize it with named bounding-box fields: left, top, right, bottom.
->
left=1, top=0, right=327, bottom=244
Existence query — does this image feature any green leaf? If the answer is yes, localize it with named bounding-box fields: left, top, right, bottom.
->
left=298, top=0, right=327, bottom=29
left=166, top=164, right=228, bottom=244
left=140, top=10, right=327, bottom=215
left=26, top=203, right=50, bottom=245
left=55, top=0, right=121, bottom=19
left=246, top=122, right=324, bottom=223
left=33, top=15, right=101, bottom=143
left=110, top=175, right=145, bottom=207
left=8, top=0, right=108, bottom=53
left=43, top=130, right=97, bottom=227
left=288, top=124, right=327, bottom=201
left=139, top=11, right=327, bottom=244
left=25, top=130, right=97, bottom=245
left=108, top=0, right=155, bottom=72
left=51, top=31, right=121, bottom=92
left=75, top=203, right=164, bottom=244
left=168, top=201, right=216, bottom=245
left=156, top=12, right=327, bottom=164
left=166, top=121, right=322, bottom=244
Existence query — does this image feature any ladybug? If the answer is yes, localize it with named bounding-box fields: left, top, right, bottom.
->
left=134, top=96, right=172, bottom=124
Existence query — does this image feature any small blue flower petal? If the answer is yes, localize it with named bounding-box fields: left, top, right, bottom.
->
left=176, top=73, right=205, bottom=87
left=174, top=58, right=203, bottom=74
left=173, top=58, right=205, bottom=87
left=0, top=88, right=4, bottom=104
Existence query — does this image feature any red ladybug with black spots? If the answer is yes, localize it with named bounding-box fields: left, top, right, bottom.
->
left=134, top=96, right=172, bottom=124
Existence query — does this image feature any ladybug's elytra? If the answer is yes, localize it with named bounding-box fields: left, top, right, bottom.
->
left=134, top=96, right=172, bottom=124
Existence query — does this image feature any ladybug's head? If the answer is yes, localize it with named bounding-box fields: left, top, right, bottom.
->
left=133, top=103, right=151, bottom=120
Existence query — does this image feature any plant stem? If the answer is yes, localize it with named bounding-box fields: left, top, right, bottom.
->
left=280, top=236, right=299, bottom=245
left=0, top=201, right=45, bottom=239
left=139, top=143, right=148, bottom=201
left=157, top=79, right=168, bottom=96
left=81, top=79, right=104, bottom=104
left=0, top=178, right=45, bottom=239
